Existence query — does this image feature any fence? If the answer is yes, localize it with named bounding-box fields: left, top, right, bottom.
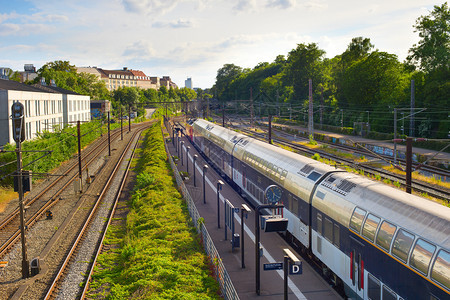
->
left=162, top=121, right=239, bottom=300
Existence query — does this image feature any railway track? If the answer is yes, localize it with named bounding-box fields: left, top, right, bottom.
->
left=0, top=125, right=126, bottom=258
left=44, top=123, right=145, bottom=299
left=0, top=121, right=150, bottom=299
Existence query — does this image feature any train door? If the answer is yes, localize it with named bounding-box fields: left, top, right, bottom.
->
left=349, top=237, right=365, bottom=299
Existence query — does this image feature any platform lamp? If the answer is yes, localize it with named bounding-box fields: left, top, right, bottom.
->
left=217, top=180, right=224, bottom=228
left=193, top=154, right=198, bottom=187
left=203, top=165, right=208, bottom=204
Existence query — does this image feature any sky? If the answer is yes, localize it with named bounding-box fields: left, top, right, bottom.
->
left=0, top=0, right=439, bottom=89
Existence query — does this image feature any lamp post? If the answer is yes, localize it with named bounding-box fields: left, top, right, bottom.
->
left=217, top=180, right=224, bottom=228
left=203, top=165, right=208, bottom=204
left=180, top=141, right=184, bottom=166
left=241, top=204, right=251, bottom=269
left=193, top=154, right=198, bottom=187
left=186, top=146, right=190, bottom=173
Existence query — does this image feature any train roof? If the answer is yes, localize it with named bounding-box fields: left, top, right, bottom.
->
left=319, top=171, right=450, bottom=249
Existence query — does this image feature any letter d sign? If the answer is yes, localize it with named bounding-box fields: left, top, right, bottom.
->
left=289, top=262, right=302, bottom=275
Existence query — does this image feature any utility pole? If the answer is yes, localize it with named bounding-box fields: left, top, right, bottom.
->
left=77, top=120, right=82, bottom=193
left=11, top=102, right=29, bottom=278
left=276, top=89, right=279, bottom=117
left=129, top=105, right=131, bottom=132
left=406, top=137, right=412, bottom=194
left=308, top=79, right=314, bottom=138
left=222, top=102, right=225, bottom=127
left=268, top=115, right=272, bottom=144
left=120, top=107, right=123, bottom=140
left=410, top=80, right=415, bottom=137
left=394, top=108, right=397, bottom=164
left=107, top=111, right=111, bottom=156
left=320, top=86, right=324, bottom=128
left=250, top=88, right=254, bottom=129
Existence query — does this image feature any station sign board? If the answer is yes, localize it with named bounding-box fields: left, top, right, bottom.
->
left=263, top=262, right=283, bottom=271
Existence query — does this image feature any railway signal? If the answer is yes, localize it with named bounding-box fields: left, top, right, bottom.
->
left=11, top=102, right=29, bottom=278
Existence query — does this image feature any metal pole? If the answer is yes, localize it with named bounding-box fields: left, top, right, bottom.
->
left=241, top=207, right=246, bottom=268
left=186, top=146, right=190, bottom=174
left=203, top=165, right=208, bottom=204
left=284, top=255, right=289, bottom=300
left=394, top=108, right=397, bottom=164
left=16, top=141, right=29, bottom=278
left=77, top=120, right=82, bottom=193
left=108, top=112, right=111, bottom=156
left=410, top=80, right=415, bottom=137
left=193, top=155, right=198, bottom=187
left=120, top=108, right=123, bottom=140
left=308, top=78, right=313, bottom=137
left=406, top=137, right=412, bottom=194
left=128, top=105, right=131, bottom=132
left=181, top=141, right=184, bottom=166
left=268, top=115, right=272, bottom=144
left=222, top=103, right=225, bottom=127
left=217, top=181, right=223, bottom=228
left=255, top=207, right=261, bottom=295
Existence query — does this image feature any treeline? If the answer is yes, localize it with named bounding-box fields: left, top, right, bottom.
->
left=211, top=3, right=449, bottom=138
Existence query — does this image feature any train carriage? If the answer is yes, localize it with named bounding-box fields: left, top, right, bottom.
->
left=191, top=119, right=450, bottom=300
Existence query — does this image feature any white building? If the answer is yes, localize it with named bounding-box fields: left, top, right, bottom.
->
left=185, top=77, right=192, bottom=89
left=0, top=79, right=90, bottom=146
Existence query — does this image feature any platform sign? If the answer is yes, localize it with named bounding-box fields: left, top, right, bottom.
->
left=289, top=261, right=303, bottom=275
left=264, top=262, right=283, bottom=271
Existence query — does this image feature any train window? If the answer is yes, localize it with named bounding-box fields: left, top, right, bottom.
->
left=349, top=207, right=366, bottom=234
left=362, top=214, right=381, bottom=242
left=410, top=239, right=436, bottom=275
left=317, top=213, right=322, bottom=235
left=289, top=195, right=298, bottom=216
left=376, top=221, right=397, bottom=252
left=431, top=249, right=450, bottom=290
left=392, top=229, right=415, bottom=263
left=382, top=285, right=397, bottom=300
left=333, top=224, right=340, bottom=247
left=324, top=218, right=333, bottom=242
left=367, top=274, right=381, bottom=300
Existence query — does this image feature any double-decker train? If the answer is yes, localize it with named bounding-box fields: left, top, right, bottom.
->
left=186, top=118, right=449, bottom=300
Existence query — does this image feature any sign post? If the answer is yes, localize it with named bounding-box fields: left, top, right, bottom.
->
left=283, top=248, right=302, bottom=300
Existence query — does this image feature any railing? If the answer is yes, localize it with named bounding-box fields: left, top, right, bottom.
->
left=162, top=121, right=239, bottom=300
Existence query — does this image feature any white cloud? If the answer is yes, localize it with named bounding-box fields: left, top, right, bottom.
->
left=122, top=40, right=157, bottom=61
left=122, top=0, right=179, bottom=15
left=233, top=0, right=257, bottom=12
left=152, top=19, right=195, bottom=28
left=0, top=23, right=53, bottom=36
left=266, top=0, right=296, bottom=9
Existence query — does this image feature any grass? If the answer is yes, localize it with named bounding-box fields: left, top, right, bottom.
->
left=87, top=121, right=221, bottom=299
left=0, top=188, right=17, bottom=213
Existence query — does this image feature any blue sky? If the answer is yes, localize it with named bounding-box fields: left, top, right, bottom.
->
left=0, top=0, right=438, bottom=88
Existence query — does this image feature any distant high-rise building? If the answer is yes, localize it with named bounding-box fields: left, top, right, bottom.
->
left=185, top=77, right=192, bottom=89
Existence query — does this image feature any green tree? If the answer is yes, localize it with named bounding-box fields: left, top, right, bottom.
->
left=215, top=64, right=244, bottom=100
left=284, top=43, right=326, bottom=101
left=407, top=2, right=449, bottom=72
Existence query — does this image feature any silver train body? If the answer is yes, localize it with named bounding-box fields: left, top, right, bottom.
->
left=191, top=119, right=449, bottom=300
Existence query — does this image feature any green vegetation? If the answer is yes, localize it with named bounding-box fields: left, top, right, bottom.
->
left=88, top=123, right=220, bottom=299
left=0, top=120, right=110, bottom=186
left=212, top=3, right=449, bottom=140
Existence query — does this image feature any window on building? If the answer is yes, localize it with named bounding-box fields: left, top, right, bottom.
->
left=392, top=229, right=415, bottom=263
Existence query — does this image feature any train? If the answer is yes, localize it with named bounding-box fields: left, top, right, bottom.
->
left=185, top=118, right=449, bottom=300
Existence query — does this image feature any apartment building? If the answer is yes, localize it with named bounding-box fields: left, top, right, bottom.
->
left=76, top=67, right=177, bottom=91
left=0, top=79, right=90, bottom=146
